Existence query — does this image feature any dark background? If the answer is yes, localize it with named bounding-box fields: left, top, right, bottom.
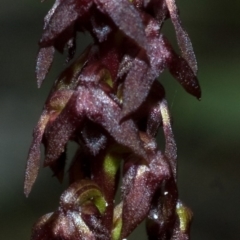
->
left=1, top=1, right=240, bottom=239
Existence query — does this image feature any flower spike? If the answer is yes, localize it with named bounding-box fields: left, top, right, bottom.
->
left=26, top=0, right=200, bottom=239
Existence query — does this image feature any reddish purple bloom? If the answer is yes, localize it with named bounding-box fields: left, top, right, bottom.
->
left=25, top=0, right=200, bottom=239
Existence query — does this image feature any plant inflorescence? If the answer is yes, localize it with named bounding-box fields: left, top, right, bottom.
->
left=24, top=0, right=201, bottom=239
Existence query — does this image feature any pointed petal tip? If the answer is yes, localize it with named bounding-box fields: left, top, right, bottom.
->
left=24, top=188, right=30, bottom=198
left=24, top=178, right=33, bottom=198
left=195, top=85, right=202, bottom=100
left=196, top=91, right=201, bottom=100
left=24, top=154, right=41, bottom=199
left=24, top=157, right=39, bottom=197
left=188, top=88, right=201, bottom=100
left=37, top=77, right=43, bottom=89
left=36, top=46, right=55, bottom=88
left=190, top=85, right=201, bottom=100
left=192, top=80, right=201, bottom=100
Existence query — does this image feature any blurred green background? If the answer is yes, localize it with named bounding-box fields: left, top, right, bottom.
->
left=1, top=1, right=240, bottom=239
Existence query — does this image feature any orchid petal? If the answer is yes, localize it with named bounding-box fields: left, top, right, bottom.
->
left=166, top=0, right=198, bottom=75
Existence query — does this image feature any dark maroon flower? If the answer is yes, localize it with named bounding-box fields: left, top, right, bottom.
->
left=25, top=0, right=199, bottom=239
